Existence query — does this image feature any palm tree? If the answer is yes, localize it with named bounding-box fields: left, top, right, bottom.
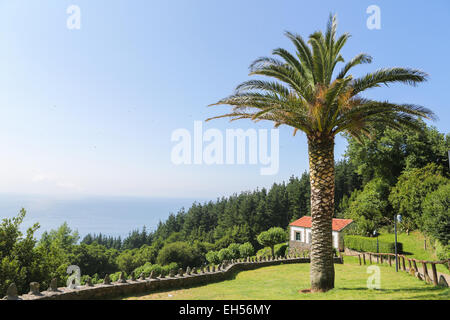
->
left=207, top=15, right=435, bottom=292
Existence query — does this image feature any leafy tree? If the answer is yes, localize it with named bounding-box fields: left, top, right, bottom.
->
left=346, top=120, right=449, bottom=185
left=68, top=243, right=118, bottom=278
left=421, top=183, right=450, bottom=245
left=389, top=164, right=448, bottom=229
left=0, top=209, right=43, bottom=295
left=343, top=178, right=390, bottom=236
left=256, top=227, right=287, bottom=256
left=156, top=241, right=202, bottom=269
left=208, top=14, right=433, bottom=291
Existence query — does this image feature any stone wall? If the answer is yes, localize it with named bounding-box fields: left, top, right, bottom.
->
left=3, top=256, right=343, bottom=300
left=288, top=240, right=311, bottom=255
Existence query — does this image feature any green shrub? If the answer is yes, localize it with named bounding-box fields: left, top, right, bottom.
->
left=435, top=240, right=450, bottom=270
left=218, top=248, right=233, bottom=261
left=344, top=235, right=402, bottom=253
left=257, top=243, right=287, bottom=257
left=205, top=251, right=221, bottom=265
left=109, top=271, right=126, bottom=282
left=133, top=262, right=162, bottom=277
left=239, top=242, right=254, bottom=258
left=161, top=262, right=179, bottom=274
left=227, top=243, right=241, bottom=259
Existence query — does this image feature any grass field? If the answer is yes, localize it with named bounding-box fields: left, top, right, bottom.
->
left=124, top=257, right=449, bottom=300
left=377, top=231, right=449, bottom=274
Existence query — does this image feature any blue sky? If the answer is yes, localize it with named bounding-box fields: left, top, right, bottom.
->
left=0, top=0, right=448, bottom=200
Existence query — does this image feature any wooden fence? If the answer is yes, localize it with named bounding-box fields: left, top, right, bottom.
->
left=357, top=251, right=449, bottom=287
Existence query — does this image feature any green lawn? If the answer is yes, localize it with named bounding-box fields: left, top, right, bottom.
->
left=377, top=231, right=449, bottom=274
left=124, top=257, right=449, bottom=300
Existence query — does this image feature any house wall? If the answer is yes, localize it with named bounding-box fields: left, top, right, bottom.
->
left=290, top=226, right=342, bottom=250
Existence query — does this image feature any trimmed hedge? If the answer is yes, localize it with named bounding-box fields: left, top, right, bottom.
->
left=344, top=235, right=402, bottom=254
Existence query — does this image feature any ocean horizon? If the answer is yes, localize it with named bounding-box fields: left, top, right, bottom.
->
left=0, top=194, right=210, bottom=240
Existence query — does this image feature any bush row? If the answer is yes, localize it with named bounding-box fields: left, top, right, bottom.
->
left=256, top=243, right=288, bottom=257
left=205, top=242, right=255, bottom=265
left=344, top=235, right=402, bottom=253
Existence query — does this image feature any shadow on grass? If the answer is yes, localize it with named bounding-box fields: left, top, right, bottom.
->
left=120, top=271, right=242, bottom=300
left=338, top=286, right=447, bottom=293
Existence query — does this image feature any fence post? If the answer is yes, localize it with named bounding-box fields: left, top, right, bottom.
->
left=363, top=254, right=366, bottom=265
left=401, top=256, right=406, bottom=271
left=388, top=255, right=392, bottom=266
left=422, top=262, right=429, bottom=280
left=431, top=263, right=438, bottom=286
left=407, top=259, right=412, bottom=270
left=413, top=260, right=418, bottom=271
left=380, top=255, right=383, bottom=264
left=376, top=254, right=379, bottom=264
left=358, top=254, right=361, bottom=265
left=369, top=253, right=372, bottom=264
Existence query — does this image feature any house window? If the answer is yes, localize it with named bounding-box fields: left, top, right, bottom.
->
left=295, top=232, right=301, bottom=241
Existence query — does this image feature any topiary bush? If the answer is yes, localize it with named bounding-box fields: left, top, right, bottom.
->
left=239, top=242, right=254, bottom=258
left=344, top=235, right=402, bottom=253
left=205, top=251, right=221, bottom=265
left=218, top=248, right=233, bottom=261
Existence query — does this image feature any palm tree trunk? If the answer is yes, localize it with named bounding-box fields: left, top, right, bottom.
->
left=307, top=135, right=335, bottom=292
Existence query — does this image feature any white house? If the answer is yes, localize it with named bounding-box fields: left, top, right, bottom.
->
left=289, top=216, right=353, bottom=252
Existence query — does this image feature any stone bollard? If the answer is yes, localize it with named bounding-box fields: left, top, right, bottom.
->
left=169, top=269, right=176, bottom=277
left=139, top=273, right=145, bottom=281
left=178, top=268, right=184, bottom=277
left=438, top=275, right=449, bottom=287
left=48, top=278, right=59, bottom=292
left=29, top=282, right=41, bottom=296
left=159, top=270, right=166, bottom=279
left=3, top=283, right=19, bottom=300
left=206, top=265, right=210, bottom=273
left=103, top=274, right=111, bottom=285
left=130, top=272, right=136, bottom=281
left=149, top=271, right=156, bottom=279
left=193, top=267, right=198, bottom=274
left=117, top=272, right=127, bottom=283
left=211, top=265, right=216, bottom=272
left=85, top=276, right=93, bottom=287
left=186, top=267, right=191, bottom=275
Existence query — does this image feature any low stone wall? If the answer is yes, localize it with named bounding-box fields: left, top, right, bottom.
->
left=5, top=256, right=343, bottom=300
left=288, top=240, right=311, bottom=255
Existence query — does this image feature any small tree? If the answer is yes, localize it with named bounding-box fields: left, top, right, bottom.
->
left=257, top=227, right=287, bottom=256
left=205, top=251, right=220, bottom=265
left=239, top=242, right=254, bottom=258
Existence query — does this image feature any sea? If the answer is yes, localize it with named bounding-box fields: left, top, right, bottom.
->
left=0, top=194, right=209, bottom=240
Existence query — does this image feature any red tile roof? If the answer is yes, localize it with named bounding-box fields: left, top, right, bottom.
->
left=289, top=216, right=353, bottom=232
